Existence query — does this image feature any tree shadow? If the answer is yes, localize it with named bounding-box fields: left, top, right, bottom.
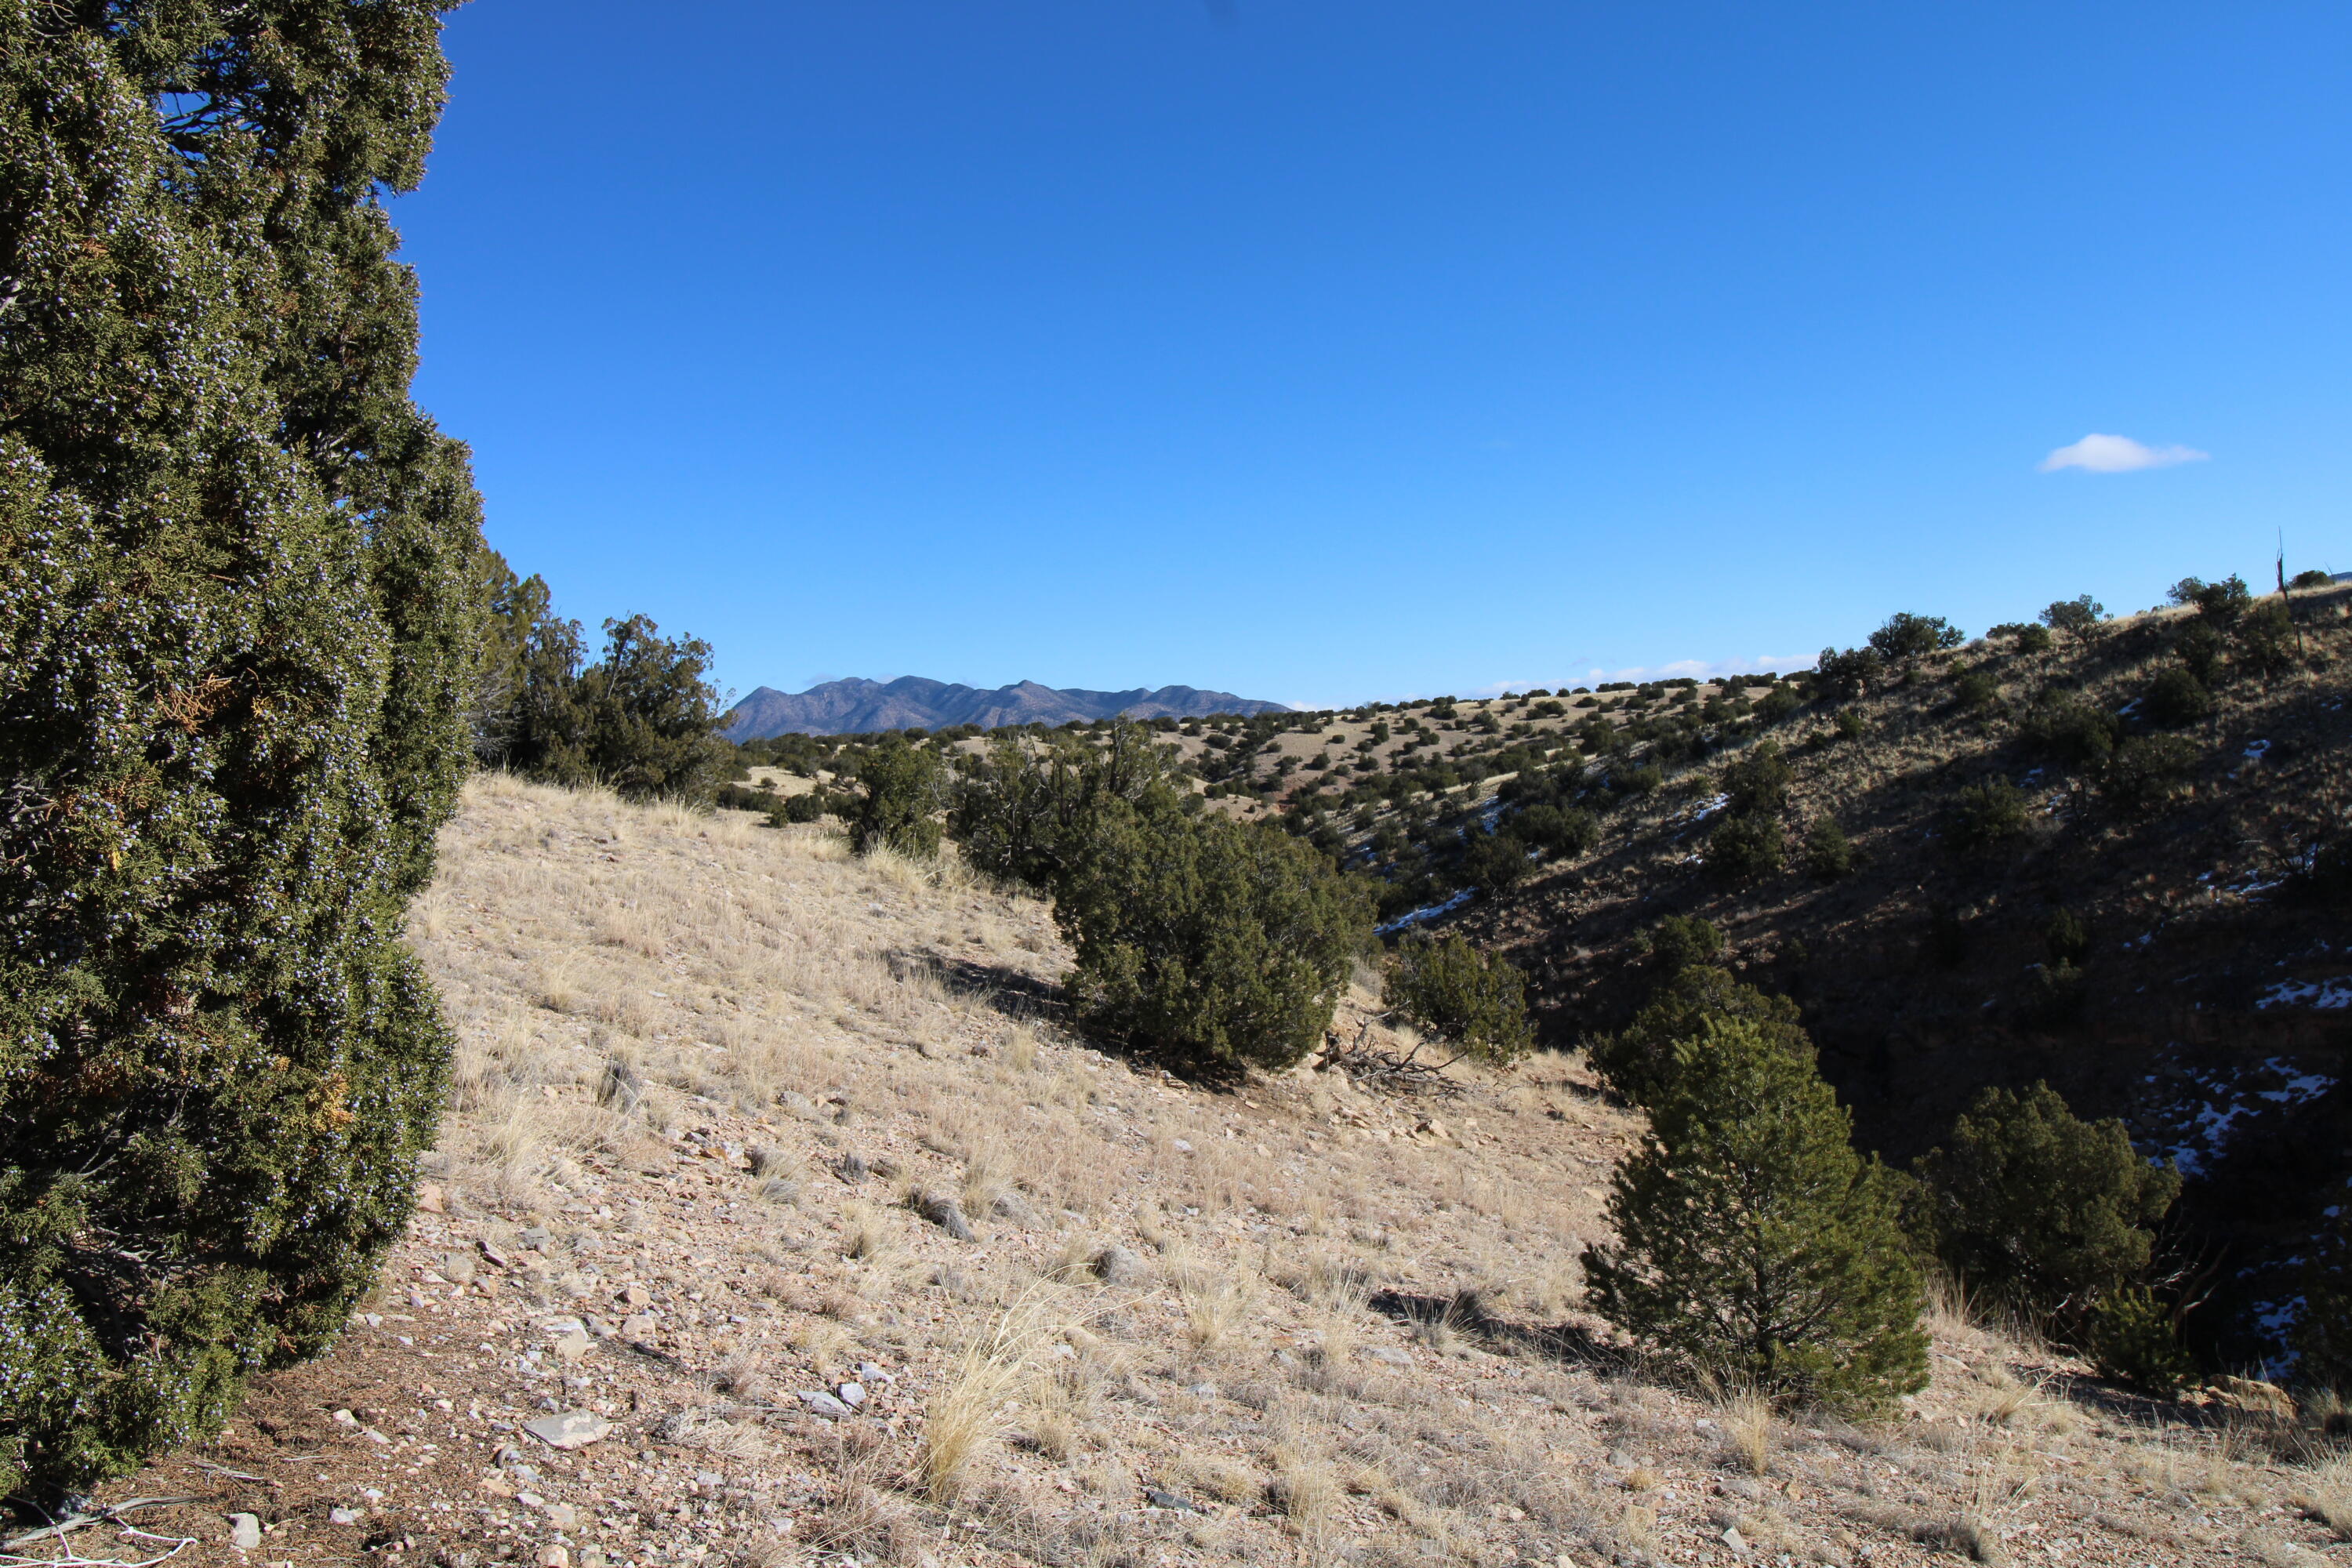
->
left=1369, top=1287, right=1627, bottom=1371
left=888, top=949, right=1068, bottom=1022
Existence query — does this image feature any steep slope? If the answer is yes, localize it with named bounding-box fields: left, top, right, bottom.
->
left=724, top=677, right=1289, bottom=739
left=1430, top=586, right=2352, bottom=1367
left=66, top=775, right=2344, bottom=1568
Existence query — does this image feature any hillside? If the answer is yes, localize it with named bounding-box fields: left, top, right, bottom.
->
left=724, top=677, right=1290, bottom=740
left=65, top=773, right=2352, bottom=1568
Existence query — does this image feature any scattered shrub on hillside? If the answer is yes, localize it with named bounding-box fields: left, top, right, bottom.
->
left=1641, top=915, right=1725, bottom=985
left=2017, top=960, right=2089, bottom=1028
left=2296, top=1201, right=2352, bottom=1391
left=1833, top=708, right=1869, bottom=742
left=565, top=616, right=729, bottom=804
left=844, top=740, right=947, bottom=857
left=1911, top=1083, right=2181, bottom=1327
left=1055, top=800, right=1374, bottom=1075
left=2292, top=568, right=2335, bottom=590
left=2087, top=1287, right=2197, bottom=1397
left=1583, top=1018, right=1929, bottom=1410
left=781, top=792, right=832, bottom=824
left=2143, top=666, right=2212, bottom=728
left=1707, top=813, right=1787, bottom=882
left=2019, top=692, right=2121, bottom=769
left=950, top=724, right=1186, bottom=891
left=1722, top=741, right=1792, bottom=816
left=1751, top=683, right=1802, bottom=725
left=2175, top=621, right=2225, bottom=684
left=1946, top=777, right=2032, bottom=853
left=2042, top=909, right=2091, bottom=968
left=1513, top=803, right=1599, bottom=859
left=0, top=3, right=481, bottom=1501
left=2234, top=600, right=2299, bottom=684
left=1385, top=935, right=1534, bottom=1067
left=2039, top=595, right=2106, bottom=638
left=1803, top=818, right=1857, bottom=880
left=1868, top=612, right=1966, bottom=665
left=1813, top=645, right=1886, bottom=700
left=2099, top=735, right=2199, bottom=813
left=1592, top=964, right=1806, bottom=1108
left=1951, top=669, right=2002, bottom=713
left=1608, top=764, right=1664, bottom=803
left=1463, top=827, right=1534, bottom=896
left=2169, top=574, right=2253, bottom=628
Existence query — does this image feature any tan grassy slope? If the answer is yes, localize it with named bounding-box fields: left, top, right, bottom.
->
left=67, top=775, right=2350, bottom=1568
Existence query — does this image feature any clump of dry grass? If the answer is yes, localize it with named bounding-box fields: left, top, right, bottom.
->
left=918, top=1288, right=1067, bottom=1501
left=1177, top=1267, right=1252, bottom=1356
left=1269, top=1443, right=1339, bottom=1537
left=2292, top=1450, right=2352, bottom=1540
left=1717, top=1392, right=1775, bottom=1475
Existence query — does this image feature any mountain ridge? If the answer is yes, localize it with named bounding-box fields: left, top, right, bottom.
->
left=723, top=675, right=1290, bottom=739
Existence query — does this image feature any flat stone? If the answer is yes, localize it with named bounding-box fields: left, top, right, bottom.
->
left=552, top=1330, right=593, bottom=1363
left=524, top=1410, right=613, bottom=1450
left=1363, top=1345, right=1413, bottom=1367
left=836, top=1381, right=866, bottom=1408
left=328, top=1507, right=362, bottom=1526
left=228, top=1513, right=262, bottom=1552
left=797, top=1389, right=852, bottom=1420
left=441, top=1250, right=477, bottom=1284
left=1091, top=1245, right=1149, bottom=1287
left=856, top=1361, right=893, bottom=1384
left=543, top=1502, right=579, bottom=1531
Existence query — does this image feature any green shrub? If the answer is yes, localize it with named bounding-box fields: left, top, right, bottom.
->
left=1591, top=964, right=1805, bottom=1108
left=2176, top=621, right=2225, bottom=684
left=949, top=724, right=1185, bottom=891
left=1947, top=778, right=2031, bottom=853
left=2169, top=574, right=2252, bottom=628
left=1642, top=915, right=1724, bottom=983
left=2235, top=600, right=2297, bottom=684
left=1463, top=827, right=1535, bottom=895
left=2020, top=693, right=2120, bottom=768
left=1722, top=742, right=1791, bottom=815
left=2039, top=595, right=2105, bottom=637
left=1055, top=801, right=1373, bottom=1074
left=2100, top=735, right=2199, bottom=812
left=1582, top=1018, right=1928, bottom=1410
left=2042, top=909, right=2091, bottom=967
left=1813, top=646, right=1886, bottom=700
left=0, top=4, right=480, bottom=1501
left=1513, top=803, right=1599, bottom=859
left=2292, top=568, right=2334, bottom=590
left=1867, top=613, right=1965, bottom=664
left=1707, top=813, right=1786, bottom=882
left=781, top=792, right=830, bottom=825
left=1755, top=684, right=1802, bottom=724
left=844, top=740, right=946, bottom=857
left=1803, top=818, right=1857, bottom=880
left=1609, top=764, right=1664, bottom=802
left=2296, top=1201, right=2352, bottom=1390
left=2087, top=1287, right=2195, bottom=1396
left=2142, top=667, right=2210, bottom=727
left=566, top=617, right=728, bottom=803
left=1911, top=1083, right=2180, bottom=1323
left=1833, top=708, right=1868, bottom=741
left=1385, top=935, right=1535, bottom=1067
left=1952, top=670, right=2001, bottom=713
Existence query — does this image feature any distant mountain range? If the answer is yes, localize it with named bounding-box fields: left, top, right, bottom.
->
left=722, top=677, right=1291, bottom=739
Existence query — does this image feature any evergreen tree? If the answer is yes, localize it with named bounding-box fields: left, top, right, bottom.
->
left=568, top=615, right=725, bottom=804
left=844, top=739, right=946, bottom=857
left=1054, top=800, right=1373, bottom=1074
left=1, top=2, right=481, bottom=1497
left=949, top=722, right=1186, bottom=891
left=1583, top=1018, right=1927, bottom=1409
left=1385, top=935, right=1534, bottom=1067
left=1911, top=1083, right=2180, bottom=1324
left=1592, top=963, right=1809, bottom=1107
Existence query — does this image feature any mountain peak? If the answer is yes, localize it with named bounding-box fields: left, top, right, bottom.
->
left=722, top=677, right=1290, bottom=739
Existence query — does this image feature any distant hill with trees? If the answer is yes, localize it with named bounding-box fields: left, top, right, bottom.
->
left=724, top=676, right=1290, bottom=739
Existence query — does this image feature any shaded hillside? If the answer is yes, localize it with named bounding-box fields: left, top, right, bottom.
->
left=724, top=676, right=1290, bottom=739
left=1425, top=585, right=2352, bottom=1368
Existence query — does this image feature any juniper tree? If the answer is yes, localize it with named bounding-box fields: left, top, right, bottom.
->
left=1, top=2, right=481, bottom=1497
left=1385, top=934, right=1534, bottom=1067
left=1583, top=1017, right=1928, bottom=1409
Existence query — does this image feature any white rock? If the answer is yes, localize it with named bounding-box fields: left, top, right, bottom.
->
left=228, top=1513, right=262, bottom=1552
left=835, top=1381, right=866, bottom=1408
left=328, top=1507, right=362, bottom=1526
left=524, top=1410, right=614, bottom=1450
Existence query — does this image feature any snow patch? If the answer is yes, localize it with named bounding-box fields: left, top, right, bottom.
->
left=2256, top=977, right=2352, bottom=1011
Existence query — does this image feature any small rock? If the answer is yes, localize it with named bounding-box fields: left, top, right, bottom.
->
left=540, top=1548, right=570, bottom=1568
left=1142, top=1486, right=1203, bottom=1512
left=523, top=1410, right=613, bottom=1450
left=519, top=1225, right=550, bottom=1250
left=908, top=1189, right=976, bottom=1241
left=1091, top=1246, right=1149, bottom=1287
left=416, top=1181, right=445, bottom=1214
left=228, top=1513, right=262, bottom=1552
left=1363, top=1345, right=1413, bottom=1367
left=362, top=1427, right=390, bottom=1444
left=441, top=1250, right=477, bottom=1284
left=621, top=1313, right=657, bottom=1339
left=543, top=1503, right=578, bottom=1531
left=2209, top=1374, right=2296, bottom=1421
left=332, top=1409, right=359, bottom=1426
left=1722, top=1476, right=1764, bottom=1501
left=797, top=1390, right=852, bottom=1420
left=836, top=1381, right=866, bottom=1409
left=1185, top=1381, right=1218, bottom=1399
left=1721, top=1525, right=1749, bottom=1555
left=1414, top=1117, right=1450, bottom=1141
left=551, top=1330, right=593, bottom=1363
left=856, top=1361, right=893, bottom=1385
left=620, top=1283, right=653, bottom=1308
left=694, top=1470, right=724, bottom=1490
left=1171, top=1138, right=1193, bottom=1152
left=328, top=1506, right=362, bottom=1526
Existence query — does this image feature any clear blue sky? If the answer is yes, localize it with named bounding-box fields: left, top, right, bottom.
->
left=399, top=1, right=2352, bottom=710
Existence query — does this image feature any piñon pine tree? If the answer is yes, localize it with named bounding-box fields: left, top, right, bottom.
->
left=2, top=2, right=481, bottom=1497
left=1583, top=1018, right=1928, bottom=1408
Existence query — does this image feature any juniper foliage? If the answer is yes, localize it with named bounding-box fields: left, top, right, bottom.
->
left=0, top=1, right=481, bottom=1497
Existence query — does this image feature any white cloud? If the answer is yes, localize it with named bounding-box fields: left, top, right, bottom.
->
left=2038, top=433, right=2209, bottom=474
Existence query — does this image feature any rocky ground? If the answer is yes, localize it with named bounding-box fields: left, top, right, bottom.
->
left=23, top=774, right=2352, bottom=1568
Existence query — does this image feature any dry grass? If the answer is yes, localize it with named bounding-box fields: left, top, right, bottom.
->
left=1717, top=1391, right=1775, bottom=1475
left=2292, top=1450, right=2352, bottom=1541
left=916, top=1288, right=1068, bottom=1501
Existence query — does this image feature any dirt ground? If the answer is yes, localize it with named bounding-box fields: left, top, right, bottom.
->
left=29, top=774, right=2351, bottom=1568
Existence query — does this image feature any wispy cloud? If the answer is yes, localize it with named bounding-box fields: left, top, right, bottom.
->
left=2038, top=433, right=2209, bottom=474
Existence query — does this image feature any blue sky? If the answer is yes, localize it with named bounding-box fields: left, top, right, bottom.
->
left=399, top=2, right=2352, bottom=710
